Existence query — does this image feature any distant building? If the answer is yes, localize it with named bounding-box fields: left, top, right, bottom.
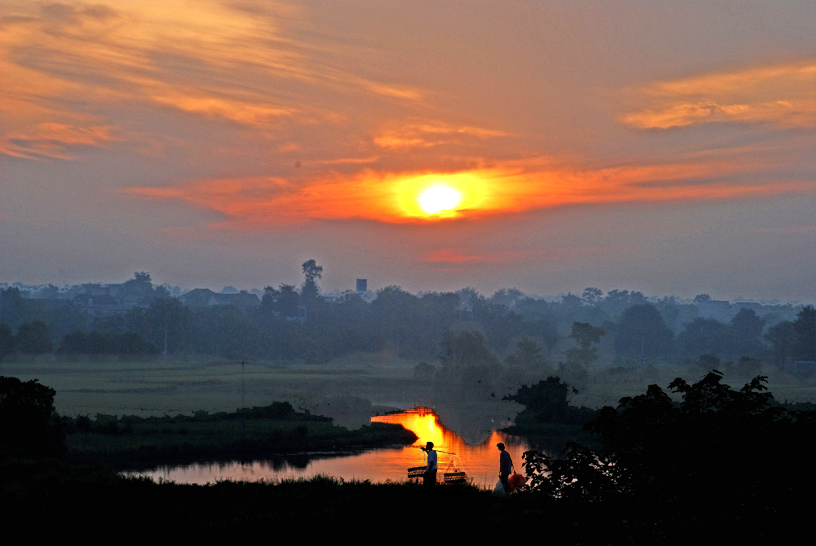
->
left=356, top=279, right=367, bottom=293
left=179, top=289, right=260, bottom=309
left=71, top=293, right=133, bottom=316
left=697, top=300, right=731, bottom=322
left=733, top=301, right=764, bottom=313
left=78, top=283, right=125, bottom=297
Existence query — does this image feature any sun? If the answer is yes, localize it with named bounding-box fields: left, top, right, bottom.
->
left=417, top=185, right=463, bottom=215
left=391, top=172, right=490, bottom=220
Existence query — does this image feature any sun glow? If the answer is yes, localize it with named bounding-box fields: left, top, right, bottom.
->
left=389, top=173, right=495, bottom=221
left=418, top=185, right=463, bottom=215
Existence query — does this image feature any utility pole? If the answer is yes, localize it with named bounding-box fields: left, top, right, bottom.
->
left=239, top=360, right=247, bottom=436
left=639, top=333, right=646, bottom=369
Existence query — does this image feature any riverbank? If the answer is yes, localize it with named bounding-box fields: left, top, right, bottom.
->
left=63, top=402, right=417, bottom=470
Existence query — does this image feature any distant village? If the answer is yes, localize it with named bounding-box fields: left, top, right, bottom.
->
left=0, top=276, right=377, bottom=318
left=1, top=275, right=806, bottom=325
left=1, top=269, right=814, bottom=377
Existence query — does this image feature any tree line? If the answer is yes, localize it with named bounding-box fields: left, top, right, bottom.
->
left=1, top=266, right=815, bottom=373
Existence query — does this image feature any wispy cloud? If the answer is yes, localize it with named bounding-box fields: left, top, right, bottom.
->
left=0, top=122, right=117, bottom=160
left=373, top=121, right=507, bottom=150
left=0, top=0, right=431, bottom=160
left=624, top=62, right=816, bottom=129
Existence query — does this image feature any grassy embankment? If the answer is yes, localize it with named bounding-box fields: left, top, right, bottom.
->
left=63, top=402, right=417, bottom=470
left=63, top=403, right=416, bottom=469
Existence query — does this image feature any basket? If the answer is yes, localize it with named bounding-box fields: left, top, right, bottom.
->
left=408, top=466, right=426, bottom=479
left=443, top=471, right=467, bottom=484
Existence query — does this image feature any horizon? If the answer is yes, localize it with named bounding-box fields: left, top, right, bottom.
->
left=2, top=274, right=811, bottom=307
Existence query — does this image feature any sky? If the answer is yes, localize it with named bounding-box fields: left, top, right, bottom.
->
left=1, top=1, right=815, bottom=301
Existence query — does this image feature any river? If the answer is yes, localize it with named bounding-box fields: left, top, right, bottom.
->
left=127, top=407, right=532, bottom=489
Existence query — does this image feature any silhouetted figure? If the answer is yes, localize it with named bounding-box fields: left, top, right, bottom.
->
left=497, top=442, right=512, bottom=492
left=422, top=441, right=437, bottom=487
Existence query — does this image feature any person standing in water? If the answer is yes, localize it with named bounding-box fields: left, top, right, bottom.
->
left=497, top=442, right=513, bottom=492
left=422, top=441, right=437, bottom=487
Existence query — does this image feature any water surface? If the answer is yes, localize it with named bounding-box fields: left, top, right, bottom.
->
left=129, top=407, right=532, bottom=488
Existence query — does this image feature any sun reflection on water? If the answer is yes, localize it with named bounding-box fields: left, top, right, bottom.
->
left=128, top=407, right=532, bottom=489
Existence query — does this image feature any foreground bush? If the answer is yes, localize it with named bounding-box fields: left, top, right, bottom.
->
left=0, top=376, right=64, bottom=458
left=523, top=371, right=816, bottom=504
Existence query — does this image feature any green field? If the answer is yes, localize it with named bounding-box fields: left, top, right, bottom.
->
left=0, top=353, right=426, bottom=418
left=3, top=354, right=816, bottom=420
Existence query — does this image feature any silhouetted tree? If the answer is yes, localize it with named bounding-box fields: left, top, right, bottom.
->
left=793, top=305, right=816, bottom=361
left=131, top=298, right=190, bottom=353
left=505, top=337, right=547, bottom=369
left=728, top=308, right=766, bottom=358
left=677, top=317, right=730, bottom=359
left=600, top=289, right=648, bottom=318
left=189, top=305, right=262, bottom=359
left=615, top=304, right=674, bottom=362
left=262, top=284, right=300, bottom=319
left=301, top=259, right=323, bottom=301
left=557, top=322, right=605, bottom=391
left=470, top=298, right=527, bottom=350
left=121, top=271, right=156, bottom=304
left=581, top=287, right=603, bottom=306
left=508, top=376, right=575, bottom=423
left=0, top=288, right=27, bottom=326
left=16, top=321, right=52, bottom=356
left=523, top=371, right=816, bottom=506
left=0, top=323, right=14, bottom=359
left=0, top=377, right=64, bottom=457
left=765, top=320, right=796, bottom=369
left=565, top=322, right=606, bottom=368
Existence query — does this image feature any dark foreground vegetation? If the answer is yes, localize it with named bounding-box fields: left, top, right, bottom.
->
left=518, top=370, right=816, bottom=542
left=1, top=456, right=810, bottom=540
left=3, top=373, right=816, bottom=540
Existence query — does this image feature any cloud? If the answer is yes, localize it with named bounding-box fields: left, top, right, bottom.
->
left=624, top=61, right=816, bottom=129
left=0, top=122, right=117, bottom=160
left=148, top=86, right=299, bottom=126
left=124, top=145, right=816, bottom=231
left=373, top=121, right=508, bottom=150
left=0, top=0, right=432, bottom=158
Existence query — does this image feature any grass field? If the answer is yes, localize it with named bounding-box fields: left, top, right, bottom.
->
left=0, top=353, right=430, bottom=418
left=3, top=353, right=816, bottom=420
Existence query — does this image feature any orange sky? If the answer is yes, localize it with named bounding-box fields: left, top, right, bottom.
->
left=1, top=1, right=815, bottom=300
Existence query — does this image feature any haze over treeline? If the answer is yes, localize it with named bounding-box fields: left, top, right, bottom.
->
left=2, top=262, right=814, bottom=381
